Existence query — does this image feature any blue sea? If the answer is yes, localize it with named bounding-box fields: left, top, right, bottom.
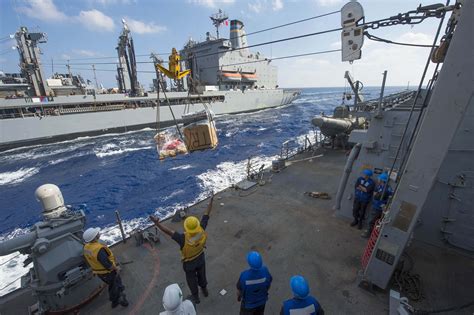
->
left=0, top=87, right=406, bottom=241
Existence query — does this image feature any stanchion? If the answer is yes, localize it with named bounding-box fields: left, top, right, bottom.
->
left=115, top=210, right=127, bottom=243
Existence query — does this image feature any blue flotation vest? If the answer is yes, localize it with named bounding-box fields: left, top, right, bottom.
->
left=282, top=296, right=321, bottom=315
left=239, top=266, right=272, bottom=309
left=354, top=177, right=375, bottom=203
left=372, top=183, right=393, bottom=210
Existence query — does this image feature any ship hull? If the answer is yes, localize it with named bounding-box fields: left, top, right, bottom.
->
left=0, top=89, right=299, bottom=151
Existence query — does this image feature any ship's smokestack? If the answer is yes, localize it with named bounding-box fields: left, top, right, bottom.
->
left=229, top=20, right=249, bottom=56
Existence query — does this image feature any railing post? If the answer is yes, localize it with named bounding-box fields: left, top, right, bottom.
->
left=115, top=210, right=127, bottom=243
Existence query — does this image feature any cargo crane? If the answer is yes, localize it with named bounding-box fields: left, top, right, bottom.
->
left=344, top=70, right=364, bottom=105
left=15, top=27, right=52, bottom=97
left=116, top=19, right=142, bottom=96
left=156, top=48, right=191, bottom=92
left=155, top=48, right=191, bottom=80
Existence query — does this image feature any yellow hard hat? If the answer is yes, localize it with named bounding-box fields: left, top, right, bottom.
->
left=184, top=216, right=200, bottom=233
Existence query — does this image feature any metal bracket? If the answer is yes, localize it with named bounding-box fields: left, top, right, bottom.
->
left=442, top=216, right=456, bottom=223
left=341, top=1, right=365, bottom=62
left=448, top=192, right=462, bottom=201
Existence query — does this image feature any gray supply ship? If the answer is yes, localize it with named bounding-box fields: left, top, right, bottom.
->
left=0, top=14, right=300, bottom=151
left=0, top=1, right=473, bottom=314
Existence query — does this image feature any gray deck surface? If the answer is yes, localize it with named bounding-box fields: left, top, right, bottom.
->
left=2, top=149, right=472, bottom=314
left=82, top=149, right=390, bottom=314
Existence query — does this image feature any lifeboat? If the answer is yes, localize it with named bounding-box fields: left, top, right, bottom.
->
left=241, top=72, right=257, bottom=81
left=219, top=71, right=241, bottom=81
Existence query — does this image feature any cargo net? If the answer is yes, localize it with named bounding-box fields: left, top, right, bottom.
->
left=154, top=110, right=218, bottom=160
left=154, top=130, right=188, bottom=160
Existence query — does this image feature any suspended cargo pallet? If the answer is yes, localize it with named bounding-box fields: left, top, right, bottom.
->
left=183, top=120, right=218, bottom=152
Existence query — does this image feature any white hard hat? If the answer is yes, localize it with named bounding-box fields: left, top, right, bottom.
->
left=162, top=283, right=183, bottom=312
left=83, top=227, right=100, bottom=243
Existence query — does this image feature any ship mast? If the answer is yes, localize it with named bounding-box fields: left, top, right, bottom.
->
left=210, top=9, right=228, bottom=39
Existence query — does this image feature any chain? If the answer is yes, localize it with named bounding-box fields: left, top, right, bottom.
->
left=361, top=3, right=458, bottom=30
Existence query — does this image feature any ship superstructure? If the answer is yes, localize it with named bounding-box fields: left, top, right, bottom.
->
left=183, top=19, right=277, bottom=91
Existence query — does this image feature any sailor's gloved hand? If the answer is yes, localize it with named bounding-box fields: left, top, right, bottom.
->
left=149, top=215, right=159, bottom=224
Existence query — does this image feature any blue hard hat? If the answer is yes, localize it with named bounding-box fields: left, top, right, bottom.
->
left=247, top=251, right=262, bottom=270
left=363, top=169, right=373, bottom=177
left=290, top=275, right=309, bottom=299
left=378, top=173, right=389, bottom=182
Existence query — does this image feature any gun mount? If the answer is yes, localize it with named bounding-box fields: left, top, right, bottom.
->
left=0, top=184, right=103, bottom=314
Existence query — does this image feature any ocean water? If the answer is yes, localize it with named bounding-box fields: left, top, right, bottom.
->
left=0, top=87, right=404, bottom=294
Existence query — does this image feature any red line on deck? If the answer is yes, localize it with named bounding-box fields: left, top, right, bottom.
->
left=128, top=243, right=160, bottom=315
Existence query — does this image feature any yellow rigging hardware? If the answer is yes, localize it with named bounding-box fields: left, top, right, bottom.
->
left=155, top=48, right=191, bottom=80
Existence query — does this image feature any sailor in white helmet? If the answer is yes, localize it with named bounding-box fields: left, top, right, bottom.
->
left=160, top=283, right=196, bottom=315
left=83, top=227, right=129, bottom=308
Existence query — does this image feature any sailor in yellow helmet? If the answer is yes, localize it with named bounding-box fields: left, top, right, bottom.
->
left=83, top=227, right=129, bottom=308
left=150, top=193, right=215, bottom=305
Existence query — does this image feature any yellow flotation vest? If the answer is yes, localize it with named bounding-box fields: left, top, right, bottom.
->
left=181, top=228, right=207, bottom=262
left=83, top=241, right=117, bottom=274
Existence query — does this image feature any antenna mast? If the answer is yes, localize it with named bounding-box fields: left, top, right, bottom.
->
left=210, top=9, right=228, bottom=39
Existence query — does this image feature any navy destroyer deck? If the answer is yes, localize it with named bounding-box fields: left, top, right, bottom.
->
left=75, top=148, right=473, bottom=314
left=83, top=148, right=388, bottom=314
left=1, top=149, right=473, bottom=314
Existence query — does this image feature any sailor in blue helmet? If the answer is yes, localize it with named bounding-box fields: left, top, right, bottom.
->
left=236, top=251, right=273, bottom=315
left=362, top=172, right=393, bottom=238
left=351, top=169, right=375, bottom=229
left=281, top=275, right=324, bottom=315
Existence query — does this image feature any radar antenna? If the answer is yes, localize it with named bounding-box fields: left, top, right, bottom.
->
left=210, top=9, right=228, bottom=39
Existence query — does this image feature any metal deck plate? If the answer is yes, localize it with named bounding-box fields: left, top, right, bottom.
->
left=235, top=179, right=257, bottom=191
